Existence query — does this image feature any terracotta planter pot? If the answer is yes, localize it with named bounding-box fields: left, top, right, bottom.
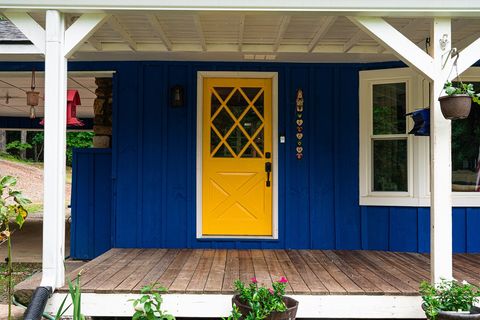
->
left=438, top=94, right=472, bottom=120
left=232, top=295, right=299, bottom=320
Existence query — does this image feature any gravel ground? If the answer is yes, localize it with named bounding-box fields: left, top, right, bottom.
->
left=0, top=159, right=71, bottom=206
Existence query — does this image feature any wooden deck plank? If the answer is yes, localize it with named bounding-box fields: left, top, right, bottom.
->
left=323, top=251, right=381, bottom=294
left=222, top=250, right=239, bottom=293
left=251, top=250, right=273, bottom=287
left=390, top=252, right=430, bottom=280
left=286, top=250, right=328, bottom=294
left=186, top=249, right=216, bottom=293
left=298, top=250, right=346, bottom=294
left=95, top=249, right=150, bottom=292
left=169, top=249, right=204, bottom=292
left=335, top=251, right=401, bottom=294
left=65, top=248, right=121, bottom=281
left=357, top=251, right=419, bottom=292
left=115, top=249, right=167, bottom=292
left=373, top=251, right=424, bottom=283
left=262, top=250, right=294, bottom=294
left=71, top=249, right=133, bottom=289
left=81, top=249, right=143, bottom=292
left=238, top=250, right=255, bottom=284
left=133, top=249, right=179, bottom=291
left=309, top=250, right=364, bottom=294
left=204, top=249, right=227, bottom=293
left=157, top=249, right=193, bottom=290
left=274, top=250, right=310, bottom=294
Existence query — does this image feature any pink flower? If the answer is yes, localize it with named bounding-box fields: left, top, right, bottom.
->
left=269, top=288, right=274, bottom=294
left=278, top=277, right=288, bottom=283
left=251, top=277, right=258, bottom=283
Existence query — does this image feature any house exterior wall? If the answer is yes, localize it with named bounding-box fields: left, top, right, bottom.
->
left=2, top=61, right=476, bottom=258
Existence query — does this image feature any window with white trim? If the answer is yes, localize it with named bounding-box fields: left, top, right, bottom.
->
left=360, top=67, right=480, bottom=207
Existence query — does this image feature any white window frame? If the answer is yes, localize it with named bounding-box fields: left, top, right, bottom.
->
left=360, top=68, right=429, bottom=206
left=360, top=67, right=480, bottom=207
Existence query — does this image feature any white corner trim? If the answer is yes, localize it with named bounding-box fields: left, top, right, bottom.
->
left=44, top=293, right=424, bottom=319
left=196, top=71, right=279, bottom=239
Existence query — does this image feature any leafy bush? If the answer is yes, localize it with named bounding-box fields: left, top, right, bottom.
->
left=420, top=279, right=480, bottom=320
left=131, top=284, right=175, bottom=320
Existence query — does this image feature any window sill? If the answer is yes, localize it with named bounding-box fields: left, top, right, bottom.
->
left=360, top=195, right=480, bottom=207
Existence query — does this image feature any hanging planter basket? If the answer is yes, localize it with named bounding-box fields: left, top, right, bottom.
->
left=438, top=94, right=472, bottom=120
left=232, top=295, right=299, bottom=320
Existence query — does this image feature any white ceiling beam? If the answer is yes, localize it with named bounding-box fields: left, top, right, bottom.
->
left=307, top=16, right=337, bottom=53
left=88, top=37, right=102, bottom=51
left=107, top=15, right=137, bottom=51
left=238, top=14, right=245, bottom=52
left=455, top=37, right=480, bottom=79
left=273, top=15, right=291, bottom=52
left=146, top=14, right=172, bottom=51
left=0, top=44, right=42, bottom=54
left=193, top=15, right=207, bottom=51
left=376, top=19, right=425, bottom=53
left=349, top=16, right=434, bottom=79
left=64, top=13, right=108, bottom=57
left=343, top=30, right=364, bottom=53
left=2, top=12, right=46, bottom=54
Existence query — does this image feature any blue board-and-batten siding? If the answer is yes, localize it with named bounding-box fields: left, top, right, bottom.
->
left=2, top=61, right=478, bottom=258
left=70, top=148, right=112, bottom=259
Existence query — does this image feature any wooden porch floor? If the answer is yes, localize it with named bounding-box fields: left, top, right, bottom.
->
left=57, top=249, right=480, bottom=295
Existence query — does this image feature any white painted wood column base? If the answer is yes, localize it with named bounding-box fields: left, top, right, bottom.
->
left=41, top=9, right=67, bottom=289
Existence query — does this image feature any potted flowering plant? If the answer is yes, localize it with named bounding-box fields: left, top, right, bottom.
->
left=439, top=82, right=480, bottom=120
left=225, top=277, right=298, bottom=320
left=420, top=279, right=480, bottom=320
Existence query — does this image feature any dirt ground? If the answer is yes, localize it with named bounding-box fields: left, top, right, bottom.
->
left=0, top=159, right=71, bottom=205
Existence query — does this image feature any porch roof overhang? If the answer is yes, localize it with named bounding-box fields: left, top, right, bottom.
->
left=1, top=10, right=480, bottom=63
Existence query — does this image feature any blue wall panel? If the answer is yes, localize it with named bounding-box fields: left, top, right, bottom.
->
left=70, top=148, right=112, bottom=259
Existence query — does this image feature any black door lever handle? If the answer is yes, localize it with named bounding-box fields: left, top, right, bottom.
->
left=265, top=162, right=272, bottom=187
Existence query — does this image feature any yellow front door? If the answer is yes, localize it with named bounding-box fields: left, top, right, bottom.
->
left=202, top=77, right=273, bottom=236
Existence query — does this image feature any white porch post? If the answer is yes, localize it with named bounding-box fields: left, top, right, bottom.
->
left=41, top=9, right=67, bottom=288
left=430, top=18, right=453, bottom=283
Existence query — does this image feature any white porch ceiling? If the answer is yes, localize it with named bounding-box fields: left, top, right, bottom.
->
left=0, top=72, right=110, bottom=118
left=3, top=12, right=480, bottom=62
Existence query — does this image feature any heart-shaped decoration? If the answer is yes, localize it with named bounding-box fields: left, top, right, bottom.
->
left=296, top=119, right=303, bottom=126
left=296, top=106, right=303, bottom=112
left=297, top=126, right=303, bottom=132
left=296, top=153, right=303, bottom=160
left=296, top=133, right=303, bottom=140
left=297, top=113, right=302, bottom=118
left=296, top=146, right=303, bottom=153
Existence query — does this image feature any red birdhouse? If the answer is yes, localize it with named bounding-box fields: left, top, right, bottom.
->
left=40, top=90, right=84, bottom=127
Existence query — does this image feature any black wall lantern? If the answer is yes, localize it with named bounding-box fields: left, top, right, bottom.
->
left=170, top=85, right=185, bottom=108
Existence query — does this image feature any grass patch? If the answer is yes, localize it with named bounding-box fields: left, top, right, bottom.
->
left=0, top=262, right=41, bottom=303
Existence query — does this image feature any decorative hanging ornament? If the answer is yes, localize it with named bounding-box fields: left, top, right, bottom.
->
left=26, top=69, right=39, bottom=119
left=295, top=89, right=304, bottom=160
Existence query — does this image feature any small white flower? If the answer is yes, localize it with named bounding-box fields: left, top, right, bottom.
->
left=462, top=280, right=469, bottom=285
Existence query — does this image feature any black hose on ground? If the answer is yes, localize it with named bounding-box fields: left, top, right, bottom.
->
left=23, top=286, right=52, bottom=320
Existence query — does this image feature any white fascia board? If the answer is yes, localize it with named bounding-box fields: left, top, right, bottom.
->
left=0, top=44, right=41, bottom=54
left=3, top=0, right=480, bottom=15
